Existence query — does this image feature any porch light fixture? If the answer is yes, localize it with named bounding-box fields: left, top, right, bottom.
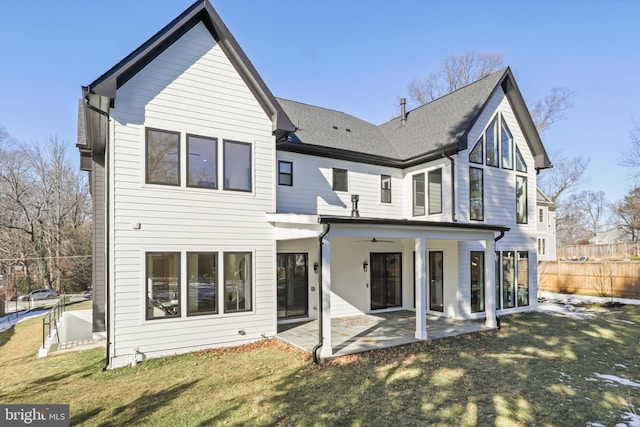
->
left=313, top=261, right=319, bottom=274
left=362, top=260, right=368, bottom=272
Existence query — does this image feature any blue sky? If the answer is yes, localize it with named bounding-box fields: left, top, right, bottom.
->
left=1, top=0, right=638, bottom=203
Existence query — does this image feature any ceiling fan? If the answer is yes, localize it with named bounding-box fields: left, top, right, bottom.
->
left=357, top=237, right=394, bottom=243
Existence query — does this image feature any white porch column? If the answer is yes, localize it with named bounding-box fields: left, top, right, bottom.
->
left=415, top=237, right=427, bottom=340
left=320, top=236, right=333, bottom=358
left=484, top=238, right=497, bottom=328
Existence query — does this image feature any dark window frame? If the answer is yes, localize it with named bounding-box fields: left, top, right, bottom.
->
left=427, top=168, right=443, bottom=214
left=469, top=136, right=484, bottom=164
left=381, top=174, right=392, bottom=203
left=223, top=252, right=253, bottom=313
left=145, top=127, right=181, bottom=186
left=145, top=252, right=181, bottom=320
left=223, top=140, right=252, bottom=192
left=187, top=252, right=219, bottom=317
left=470, top=251, right=485, bottom=313
left=186, top=134, right=218, bottom=189
left=485, top=116, right=499, bottom=167
left=278, top=160, right=293, bottom=186
left=516, top=175, right=528, bottom=224
left=332, top=168, right=348, bottom=192
left=412, top=173, right=425, bottom=216
left=469, top=167, right=484, bottom=221
left=501, top=119, right=514, bottom=170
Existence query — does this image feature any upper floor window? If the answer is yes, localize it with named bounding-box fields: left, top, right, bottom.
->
left=469, top=167, right=484, bottom=221
left=381, top=175, right=391, bottom=203
left=224, top=140, right=252, bottom=192
left=146, top=128, right=180, bottom=186
left=428, top=169, right=442, bottom=214
left=469, top=113, right=518, bottom=171
left=516, top=175, right=528, bottom=224
left=538, top=208, right=544, bottom=223
left=279, top=161, right=293, bottom=186
left=187, top=135, right=217, bottom=188
left=412, top=173, right=425, bottom=216
left=333, top=168, right=348, bottom=192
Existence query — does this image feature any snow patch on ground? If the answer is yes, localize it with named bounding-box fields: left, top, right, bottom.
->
left=0, top=309, right=46, bottom=333
left=537, top=291, right=640, bottom=319
left=619, top=412, right=640, bottom=427
left=594, top=373, right=640, bottom=388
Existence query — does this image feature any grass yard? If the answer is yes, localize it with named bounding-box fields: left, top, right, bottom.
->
left=0, top=302, right=638, bottom=426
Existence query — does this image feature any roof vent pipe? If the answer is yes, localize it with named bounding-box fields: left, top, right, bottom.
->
left=400, top=98, right=407, bottom=125
left=351, top=194, right=360, bottom=217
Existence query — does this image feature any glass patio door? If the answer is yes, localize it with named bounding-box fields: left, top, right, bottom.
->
left=277, top=253, right=308, bottom=319
left=429, top=251, right=444, bottom=312
left=370, top=253, right=402, bottom=310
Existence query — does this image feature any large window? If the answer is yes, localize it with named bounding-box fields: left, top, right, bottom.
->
left=502, top=251, right=515, bottom=309
left=278, top=161, right=293, bottom=186
left=413, top=173, right=425, bottom=216
left=485, top=116, right=499, bottom=167
left=470, top=251, right=485, bottom=313
left=517, top=252, right=529, bottom=307
left=187, top=135, right=217, bottom=188
left=516, top=175, right=528, bottom=224
left=469, top=167, right=484, bottom=220
left=381, top=175, right=392, bottom=203
left=469, top=137, right=483, bottom=164
left=224, top=252, right=252, bottom=313
left=187, top=252, right=218, bottom=316
left=515, top=146, right=527, bottom=172
left=501, top=120, right=513, bottom=169
left=224, top=140, right=252, bottom=191
left=146, top=128, right=180, bottom=185
left=146, top=252, right=180, bottom=320
left=428, top=169, right=442, bottom=214
left=332, top=168, right=348, bottom=192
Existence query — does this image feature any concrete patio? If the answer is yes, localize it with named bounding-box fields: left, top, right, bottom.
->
left=277, top=310, right=494, bottom=358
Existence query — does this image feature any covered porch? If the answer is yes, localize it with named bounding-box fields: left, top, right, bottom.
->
left=277, top=311, right=493, bottom=358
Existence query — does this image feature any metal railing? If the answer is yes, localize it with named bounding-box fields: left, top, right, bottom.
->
left=42, top=299, right=65, bottom=349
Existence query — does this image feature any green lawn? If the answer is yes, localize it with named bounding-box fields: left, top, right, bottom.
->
left=1, top=303, right=638, bottom=426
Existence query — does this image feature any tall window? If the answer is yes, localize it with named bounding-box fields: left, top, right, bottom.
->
left=187, top=252, right=218, bottom=316
left=187, top=135, right=217, bottom=188
left=469, top=167, right=484, bottom=220
left=413, top=173, right=425, bottom=216
left=495, top=252, right=501, bottom=310
left=485, top=116, right=499, bottom=167
left=332, top=168, right=348, bottom=192
left=146, top=252, right=180, bottom=320
left=515, top=146, right=527, bottom=172
left=224, top=252, right=252, bottom=313
left=146, top=128, right=180, bottom=185
left=502, top=251, right=515, bottom=309
left=538, top=238, right=546, bottom=256
left=381, top=175, right=392, bottom=203
left=516, top=176, right=528, bottom=223
left=517, top=252, right=529, bottom=307
left=539, top=208, right=544, bottom=223
left=428, top=169, right=442, bottom=214
left=470, top=251, right=485, bottom=313
left=278, top=161, right=293, bottom=186
left=501, top=120, right=513, bottom=169
left=469, top=137, right=483, bottom=164
left=224, top=140, right=252, bottom=191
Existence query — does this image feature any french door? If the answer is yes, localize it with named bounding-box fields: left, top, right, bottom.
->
left=370, top=253, right=402, bottom=310
left=277, top=253, right=308, bottom=319
left=429, top=251, right=444, bottom=312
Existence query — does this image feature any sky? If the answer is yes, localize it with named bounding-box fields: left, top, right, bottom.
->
left=1, top=0, right=638, bottom=205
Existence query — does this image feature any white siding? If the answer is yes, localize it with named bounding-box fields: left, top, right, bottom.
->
left=276, top=152, right=404, bottom=218
left=108, top=22, right=276, bottom=367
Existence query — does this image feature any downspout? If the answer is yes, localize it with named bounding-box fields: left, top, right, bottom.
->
left=494, top=230, right=505, bottom=242
left=312, top=223, right=330, bottom=364
left=443, top=150, right=457, bottom=222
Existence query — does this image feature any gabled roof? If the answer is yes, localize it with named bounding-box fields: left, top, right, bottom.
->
left=536, top=187, right=556, bottom=211
left=278, top=67, right=552, bottom=170
left=84, top=0, right=294, bottom=138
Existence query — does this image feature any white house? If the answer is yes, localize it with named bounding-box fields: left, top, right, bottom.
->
left=77, top=0, right=552, bottom=368
left=536, top=188, right=557, bottom=261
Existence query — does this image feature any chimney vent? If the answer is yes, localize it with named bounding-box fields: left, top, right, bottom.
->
left=400, top=98, right=407, bottom=125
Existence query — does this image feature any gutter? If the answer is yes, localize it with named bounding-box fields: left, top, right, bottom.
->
left=494, top=230, right=506, bottom=242
left=312, top=223, right=330, bottom=364
left=443, top=150, right=457, bottom=222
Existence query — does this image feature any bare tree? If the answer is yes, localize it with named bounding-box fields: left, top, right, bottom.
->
left=538, top=152, right=590, bottom=202
left=621, top=120, right=640, bottom=174
left=407, top=50, right=575, bottom=134
left=613, top=187, right=640, bottom=242
left=0, top=126, right=91, bottom=292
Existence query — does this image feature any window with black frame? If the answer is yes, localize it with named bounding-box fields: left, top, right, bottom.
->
left=187, top=135, right=217, bottom=188
left=187, top=252, right=218, bottom=316
left=381, top=175, right=391, bottom=203
left=146, top=128, right=180, bottom=185
left=470, top=251, right=485, bottom=313
left=224, top=252, right=252, bottom=313
left=146, top=252, right=180, bottom=320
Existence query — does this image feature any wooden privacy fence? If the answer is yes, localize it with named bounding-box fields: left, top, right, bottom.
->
left=538, top=261, right=640, bottom=299
left=557, top=242, right=640, bottom=260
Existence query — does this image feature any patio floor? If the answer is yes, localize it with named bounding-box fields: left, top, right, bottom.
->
left=277, top=310, right=494, bottom=358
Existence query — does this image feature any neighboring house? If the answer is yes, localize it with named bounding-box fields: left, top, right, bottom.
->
left=589, top=228, right=634, bottom=244
left=536, top=188, right=557, bottom=261
left=77, top=0, right=552, bottom=368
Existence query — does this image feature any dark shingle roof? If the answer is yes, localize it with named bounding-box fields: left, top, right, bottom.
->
left=277, top=68, right=551, bottom=169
